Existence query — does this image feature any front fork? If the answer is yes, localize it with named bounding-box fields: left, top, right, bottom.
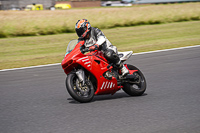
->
left=75, top=69, right=92, bottom=95
left=76, top=68, right=86, bottom=85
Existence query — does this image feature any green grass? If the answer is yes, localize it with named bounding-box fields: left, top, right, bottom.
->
left=0, top=3, right=200, bottom=38
left=0, top=21, right=200, bottom=70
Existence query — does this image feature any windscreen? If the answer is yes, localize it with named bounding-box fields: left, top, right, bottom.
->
left=65, top=39, right=78, bottom=56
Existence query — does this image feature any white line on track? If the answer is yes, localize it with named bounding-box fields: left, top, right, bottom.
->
left=132, top=45, right=200, bottom=55
left=1, top=45, right=200, bottom=72
left=0, top=63, right=61, bottom=72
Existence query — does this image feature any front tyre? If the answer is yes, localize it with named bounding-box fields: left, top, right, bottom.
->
left=66, top=73, right=94, bottom=103
left=122, top=65, right=146, bottom=96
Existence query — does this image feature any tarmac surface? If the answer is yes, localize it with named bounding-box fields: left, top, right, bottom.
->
left=0, top=46, right=200, bottom=133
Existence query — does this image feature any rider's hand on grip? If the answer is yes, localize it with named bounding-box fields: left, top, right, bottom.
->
left=89, top=44, right=99, bottom=51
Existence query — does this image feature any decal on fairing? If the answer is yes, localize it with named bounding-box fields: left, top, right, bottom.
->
left=78, top=57, right=91, bottom=68
left=100, top=81, right=115, bottom=89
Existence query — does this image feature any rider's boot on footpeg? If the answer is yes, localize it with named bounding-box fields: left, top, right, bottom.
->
left=117, top=61, right=129, bottom=77
left=121, top=65, right=129, bottom=77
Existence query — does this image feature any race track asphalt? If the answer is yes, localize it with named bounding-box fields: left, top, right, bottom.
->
left=0, top=46, right=200, bottom=133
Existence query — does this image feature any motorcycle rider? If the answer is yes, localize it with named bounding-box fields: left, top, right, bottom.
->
left=75, top=19, right=129, bottom=77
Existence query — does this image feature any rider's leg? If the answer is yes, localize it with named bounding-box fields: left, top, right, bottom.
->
left=104, top=49, right=129, bottom=77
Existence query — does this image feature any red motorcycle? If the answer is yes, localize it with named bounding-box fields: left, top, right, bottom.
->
left=61, top=40, right=146, bottom=103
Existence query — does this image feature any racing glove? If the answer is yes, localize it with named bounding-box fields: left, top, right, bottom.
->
left=89, top=44, right=99, bottom=51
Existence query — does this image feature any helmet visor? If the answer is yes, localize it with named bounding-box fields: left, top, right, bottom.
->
left=76, top=27, right=86, bottom=37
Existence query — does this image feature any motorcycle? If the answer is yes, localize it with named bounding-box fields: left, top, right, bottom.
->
left=61, top=40, right=146, bottom=103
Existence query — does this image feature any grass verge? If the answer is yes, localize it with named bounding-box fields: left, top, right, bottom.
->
left=0, top=21, right=200, bottom=70
left=0, top=3, right=200, bottom=38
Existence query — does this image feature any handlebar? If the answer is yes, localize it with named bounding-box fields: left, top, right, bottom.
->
left=81, top=48, right=89, bottom=53
left=81, top=47, right=97, bottom=53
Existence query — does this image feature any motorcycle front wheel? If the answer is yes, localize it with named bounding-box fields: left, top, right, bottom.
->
left=66, top=73, right=94, bottom=103
left=122, top=64, right=146, bottom=96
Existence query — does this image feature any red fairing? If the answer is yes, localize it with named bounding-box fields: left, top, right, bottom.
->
left=61, top=41, right=85, bottom=74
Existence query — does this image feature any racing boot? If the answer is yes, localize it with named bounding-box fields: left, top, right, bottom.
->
left=117, top=61, right=129, bottom=77
left=120, top=65, right=129, bottom=77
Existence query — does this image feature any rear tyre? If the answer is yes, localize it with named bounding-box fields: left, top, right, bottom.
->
left=66, top=73, right=94, bottom=103
left=122, top=65, right=146, bottom=96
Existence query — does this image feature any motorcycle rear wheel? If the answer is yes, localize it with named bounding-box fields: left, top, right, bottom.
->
left=66, top=73, right=94, bottom=103
left=122, top=65, right=146, bottom=96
